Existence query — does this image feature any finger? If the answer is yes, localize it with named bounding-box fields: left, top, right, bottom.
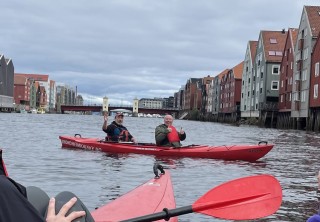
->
left=58, top=197, right=78, bottom=216
left=67, top=211, right=86, bottom=221
left=46, top=198, right=56, bottom=217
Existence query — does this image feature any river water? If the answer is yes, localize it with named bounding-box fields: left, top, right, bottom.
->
left=0, top=113, right=319, bottom=222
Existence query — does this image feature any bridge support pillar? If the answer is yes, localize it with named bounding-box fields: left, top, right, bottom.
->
left=132, top=98, right=139, bottom=117
left=103, top=97, right=109, bottom=115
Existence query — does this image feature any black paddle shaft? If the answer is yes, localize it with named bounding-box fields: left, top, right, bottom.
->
left=120, top=205, right=193, bottom=222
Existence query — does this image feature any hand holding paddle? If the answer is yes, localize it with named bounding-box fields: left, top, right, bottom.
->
left=121, top=174, right=282, bottom=222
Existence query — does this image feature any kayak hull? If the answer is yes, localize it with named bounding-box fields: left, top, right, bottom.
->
left=59, top=135, right=274, bottom=161
left=91, top=171, right=177, bottom=222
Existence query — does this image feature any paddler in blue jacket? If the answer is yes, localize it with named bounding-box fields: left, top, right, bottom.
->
left=102, top=112, right=136, bottom=143
left=155, top=114, right=186, bottom=147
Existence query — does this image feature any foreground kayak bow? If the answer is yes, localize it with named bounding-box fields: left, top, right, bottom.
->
left=92, top=164, right=177, bottom=222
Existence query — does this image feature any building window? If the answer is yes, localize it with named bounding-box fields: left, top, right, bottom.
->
left=270, top=38, right=277, bottom=43
left=314, top=84, right=318, bottom=99
left=303, top=48, right=309, bottom=60
left=269, top=51, right=276, bottom=56
left=302, top=69, right=307, bottom=81
left=272, top=65, right=280, bottom=74
left=301, top=91, right=306, bottom=102
left=271, top=81, right=279, bottom=90
left=268, top=51, right=282, bottom=56
left=280, top=95, right=283, bottom=103
left=315, top=62, right=319, bottom=77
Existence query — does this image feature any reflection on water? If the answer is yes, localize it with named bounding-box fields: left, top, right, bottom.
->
left=0, top=113, right=319, bottom=221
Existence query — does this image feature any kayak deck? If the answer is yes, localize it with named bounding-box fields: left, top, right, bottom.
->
left=91, top=170, right=177, bottom=222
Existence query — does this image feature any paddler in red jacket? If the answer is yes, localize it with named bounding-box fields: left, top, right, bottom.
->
left=155, top=114, right=186, bottom=147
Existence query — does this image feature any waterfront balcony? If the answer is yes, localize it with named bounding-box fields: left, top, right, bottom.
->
left=259, top=102, right=278, bottom=111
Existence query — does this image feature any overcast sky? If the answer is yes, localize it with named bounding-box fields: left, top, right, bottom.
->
left=1, top=0, right=319, bottom=105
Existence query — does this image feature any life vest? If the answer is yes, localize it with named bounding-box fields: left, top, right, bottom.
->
left=107, top=127, right=131, bottom=142
left=167, top=126, right=180, bottom=142
left=118, top=130, right=130, bottom=142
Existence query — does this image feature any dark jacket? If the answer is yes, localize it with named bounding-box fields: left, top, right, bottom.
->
left=103, top=121, right=133, bottom=142
left=0, top=149, right=44, bottom=222
left=155, top=124, right=186, bottom=147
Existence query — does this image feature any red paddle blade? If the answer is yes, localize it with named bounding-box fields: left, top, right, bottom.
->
left=192, top=175, right=282, bottom=220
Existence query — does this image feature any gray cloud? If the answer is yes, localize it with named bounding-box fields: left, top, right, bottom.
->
left=0, top=0, right=318, bottom=104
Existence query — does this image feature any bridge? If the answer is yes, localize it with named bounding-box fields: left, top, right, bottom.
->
left=60, top=105, right=180, bottom=116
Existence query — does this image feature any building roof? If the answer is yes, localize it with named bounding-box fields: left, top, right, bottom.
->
left=249, top=41, right=258, bottom=62
left=15, top=73, right=49, bottom=82
left=50, top=80, right=55, bottom=87
left=216, top=69, right=230, bottom=80
left=202, top=75, right=214, bottom=84
left=304, top=6, right=320, bottom=37
left=289, top=28, right=299, bottom=48
left=14, top=75, right=27, bottom=85
left=188, top=78, right=202, bottom=83
left=232, top=61, right=244, bottom=79
left=34, top=81, right=40, bottom=89
left=261, top=30, right=287, bottom=63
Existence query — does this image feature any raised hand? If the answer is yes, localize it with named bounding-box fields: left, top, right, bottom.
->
left=104, top=112, right=108, bottom=122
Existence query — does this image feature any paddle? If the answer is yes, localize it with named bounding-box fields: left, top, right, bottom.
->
left=121, top=174, right=282, bottom=222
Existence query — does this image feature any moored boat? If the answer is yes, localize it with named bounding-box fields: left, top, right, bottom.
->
left=91, top=164, right=177, bottom=222
left=59, top=134, right=274, bottom=161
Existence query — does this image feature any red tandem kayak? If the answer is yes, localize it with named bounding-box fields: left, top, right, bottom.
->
left=59, top=134, right=274, bottom=161
left=91, top=164, right=177, bottom=222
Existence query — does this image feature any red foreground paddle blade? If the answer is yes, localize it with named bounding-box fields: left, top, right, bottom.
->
left=192, top=175, right=282, bottom=220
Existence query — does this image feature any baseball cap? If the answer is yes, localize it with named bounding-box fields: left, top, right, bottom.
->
left=115, top=112, right=124, bottom=118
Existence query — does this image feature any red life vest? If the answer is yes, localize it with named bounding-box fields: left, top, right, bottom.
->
left=167, top=126, right=180, bottom=142
left=119, top=130, right=130, bottom=142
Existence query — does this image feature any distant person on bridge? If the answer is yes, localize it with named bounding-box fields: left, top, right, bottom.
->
left=102, top=112, right=137, bottom=143
left=155, top=114, right=186, bottom=147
